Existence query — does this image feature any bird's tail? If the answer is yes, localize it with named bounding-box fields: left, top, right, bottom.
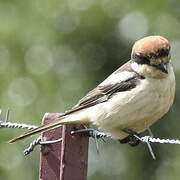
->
left=8, top=116, right=87, bottom=143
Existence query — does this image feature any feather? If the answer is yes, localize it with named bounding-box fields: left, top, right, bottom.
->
left=8, top=61, right=142, bottom=143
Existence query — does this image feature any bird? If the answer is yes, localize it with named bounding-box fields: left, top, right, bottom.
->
left=9, top=35, right=175, bottom=143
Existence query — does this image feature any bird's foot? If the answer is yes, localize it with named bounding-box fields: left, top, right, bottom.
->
left=120, top=128, right=156, bottom=160
left=119, top=129, right=141, bottom=147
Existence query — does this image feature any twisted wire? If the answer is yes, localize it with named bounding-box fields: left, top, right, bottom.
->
left=1, top=119, right=180, bottom=156
left=141, top=136, right=180, bottom=145
left=24, top=136, right=42, bottom=156
left=0, top=121, right=37, bottom=130
left=89, top=130, right=112, bottom=139
left=24, top=136, right=63, bottom=156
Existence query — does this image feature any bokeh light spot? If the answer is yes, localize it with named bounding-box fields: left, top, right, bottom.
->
left=8, top=77, right=38, bottom=106
left=118, top=11, right=148, bottom=42
left=53, top=9, right=80, bottom=34
left=25, top=45, right=54, bottom=75
left=53, top=45, right=77, bottom=75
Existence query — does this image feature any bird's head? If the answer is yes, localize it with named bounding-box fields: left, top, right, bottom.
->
left=131, top=36, right=171, bottom=78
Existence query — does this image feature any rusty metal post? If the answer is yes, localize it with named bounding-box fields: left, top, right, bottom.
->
left=39, top=113, right=89, bottom=180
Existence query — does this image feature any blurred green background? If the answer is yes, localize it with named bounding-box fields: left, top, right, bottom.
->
left=0, top=0, right=180, bottom=179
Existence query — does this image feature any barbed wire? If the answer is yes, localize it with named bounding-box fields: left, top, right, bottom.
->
left=23, top=136, right=63, bottom=156
left=1, top=109, right=180, bottom=158
left=23, top=136, right=42, bottom=155
left=0, top=109, right=37, bottom=130
left=140, top=136, right=180, bottom=145
left=0, top=121, right=38, bottom=130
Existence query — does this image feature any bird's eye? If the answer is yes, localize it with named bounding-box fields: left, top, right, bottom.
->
left=156, top=48, right=169, bottom=58
left=131, top=53, right=150, bottom=65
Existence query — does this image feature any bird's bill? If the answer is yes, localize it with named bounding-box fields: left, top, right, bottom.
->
left=154, top=62, right=168, bottom=74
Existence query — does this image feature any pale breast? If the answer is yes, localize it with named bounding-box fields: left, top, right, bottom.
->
left=92, top=65, right=175, bottom=139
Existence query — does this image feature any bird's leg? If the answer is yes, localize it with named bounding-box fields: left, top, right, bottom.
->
left=119, top=129, right=141, bottom=147
left=120, top=128, right=156, bottom=160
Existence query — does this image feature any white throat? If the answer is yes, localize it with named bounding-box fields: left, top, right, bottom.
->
left=131, top=62, right=169, bottom=79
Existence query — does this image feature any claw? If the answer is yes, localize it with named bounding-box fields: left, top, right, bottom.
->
left=119, top=129, right=141, bottom=147
left=120, top=128, right=156, bottom=160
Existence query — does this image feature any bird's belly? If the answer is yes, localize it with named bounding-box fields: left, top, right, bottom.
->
left=91, top=77, right=175, bottom=139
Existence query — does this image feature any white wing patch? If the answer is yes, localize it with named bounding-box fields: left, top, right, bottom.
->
left=99, top=71, right=136, bottom=86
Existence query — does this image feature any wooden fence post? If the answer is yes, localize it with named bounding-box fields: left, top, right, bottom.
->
left=39, top=113, right=89, bottom=180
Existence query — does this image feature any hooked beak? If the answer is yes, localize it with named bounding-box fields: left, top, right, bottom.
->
left=154, top=62, right=168, bottom=74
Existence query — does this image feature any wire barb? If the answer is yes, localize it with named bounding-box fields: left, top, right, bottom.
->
left=0, top=109, right=38, bottom=130
left=145, top=126, right=156, bottom=160
left=5, top=109, right=10, bottom=123
left=0, top=109, right=180, bottom=158
left=71, top=127, right=112, bottom=153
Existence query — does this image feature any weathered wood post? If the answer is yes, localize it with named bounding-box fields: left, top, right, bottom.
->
left=39, top=113, right=89, bottom=180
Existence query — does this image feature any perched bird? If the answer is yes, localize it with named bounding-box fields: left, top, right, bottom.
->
left=9, top=35, right=175, bottom=143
